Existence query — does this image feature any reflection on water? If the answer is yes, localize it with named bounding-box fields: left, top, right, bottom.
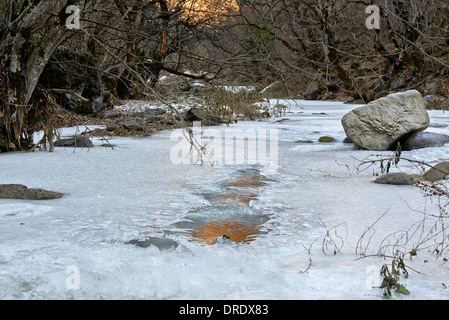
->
left=228, top=174, right=267, bottom=188
left=187, top=169, right=269, bottom=244
left=205, top=190, right=258, bottom=207
left=191, top=218, right=261, bottom=244
left=204, top=172, right=267, bottom=207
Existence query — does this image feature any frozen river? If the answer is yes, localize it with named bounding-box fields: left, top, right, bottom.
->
left=1, top=99, right=449, bottom=299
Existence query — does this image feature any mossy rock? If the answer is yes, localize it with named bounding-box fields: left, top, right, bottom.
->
left=318, top=136, right=335, bottom=143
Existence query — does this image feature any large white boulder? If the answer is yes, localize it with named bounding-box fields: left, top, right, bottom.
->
left=341, top=90, right=429, bottom=150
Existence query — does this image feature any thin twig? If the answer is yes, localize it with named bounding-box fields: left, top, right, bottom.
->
left=47, top=89, right=90, bottom=103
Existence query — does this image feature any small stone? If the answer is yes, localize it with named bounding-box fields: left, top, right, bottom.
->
left=185, top=108, right=206, bottom=121
left=121, top=120, right=143, bottom=131
left=106, top=125, right=118, bottom=132
left=374, top=172, right=416, bottom=185
left=318, top=136, right=335, bottom=143
left=184, top=108, right=222, bottom=125
left=205, top=114, right=222, bottom=124
left=146, top=115, right=159, bottom=122
left=425, top=76, right=442, bottom=95
left=145, top=108, right=166, bottom=116
left=391, top=78, right=407, bottom=89
left=54, top=136, right=93, bottom=148
left=343, top=137, right=353, bottom=144
left=423, top=162, right=449, bottom=182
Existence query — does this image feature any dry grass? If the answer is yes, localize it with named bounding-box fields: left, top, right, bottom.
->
left=200, top=87, right=265, bottom=120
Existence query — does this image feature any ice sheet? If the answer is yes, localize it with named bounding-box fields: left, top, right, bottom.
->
left=1, top=100, right=448, bottom=299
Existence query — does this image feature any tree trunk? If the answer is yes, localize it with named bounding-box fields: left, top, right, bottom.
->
left=0, top=0, right=83, bottom=151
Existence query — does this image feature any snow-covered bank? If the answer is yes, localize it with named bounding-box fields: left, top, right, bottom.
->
left=1, top=100, right=449, bottom=299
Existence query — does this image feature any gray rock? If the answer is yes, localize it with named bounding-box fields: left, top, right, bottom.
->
left=423, top=162, right=449, bottom=181
left=106, top=124, right=118, bottom=132
left=423, top=94, right=441, bottom=106
left=185, top=107, right=207, bottom=121
left=126, top=237, right=178, bottom=250
left=120, top=120, right=143, bottom=131
left=54, top=136, right=93, bottom=148
left=185, top=108, right=222, bottom=125
left=341, top=90, right=429, bottom=150
left=146, top=115, right=159, bottom=123
left=374, top=173, right=416, bottom=185
left=145, top=108, right=167, bottom=116
left=205, top=114, right=222, bottom=124
left=401, top=132, right=449, bottom=150
left=425, top=76, right=442, bottom=95
left=343, top=137, right=353, bottom=144
left=0, top=184, right=63, bottom=200
left=391, top=78, right=407, bottom=90
left=423, top=94, right=449, bottom=109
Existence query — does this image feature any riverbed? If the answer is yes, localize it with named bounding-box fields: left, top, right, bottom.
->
left=1, top=99, right=448, bottom=299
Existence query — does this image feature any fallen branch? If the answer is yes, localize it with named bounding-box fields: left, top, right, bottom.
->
left=27, top=132, right=46, bottom=153
left=359, top=156, right=449, bottom=176
left=47, top=89, right=90, bottom=103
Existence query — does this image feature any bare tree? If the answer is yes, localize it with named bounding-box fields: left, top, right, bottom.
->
left=2, top=0, right=448, bottom=152
left=0, top=0, right=240, bottom=151
left=80, top=0, right=239, bottom=99
left=236, top=0, right=449, bottom=100
left=0, top=1, right=92, bottom=150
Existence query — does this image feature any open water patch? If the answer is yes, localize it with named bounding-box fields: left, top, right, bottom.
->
left=171, top=206, right=270, bottom=245
left=185, top=168, right=272, bottom=245
left=125, top=167, right=272, bottom=250
left=174, top=167, right=272, bottom=245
